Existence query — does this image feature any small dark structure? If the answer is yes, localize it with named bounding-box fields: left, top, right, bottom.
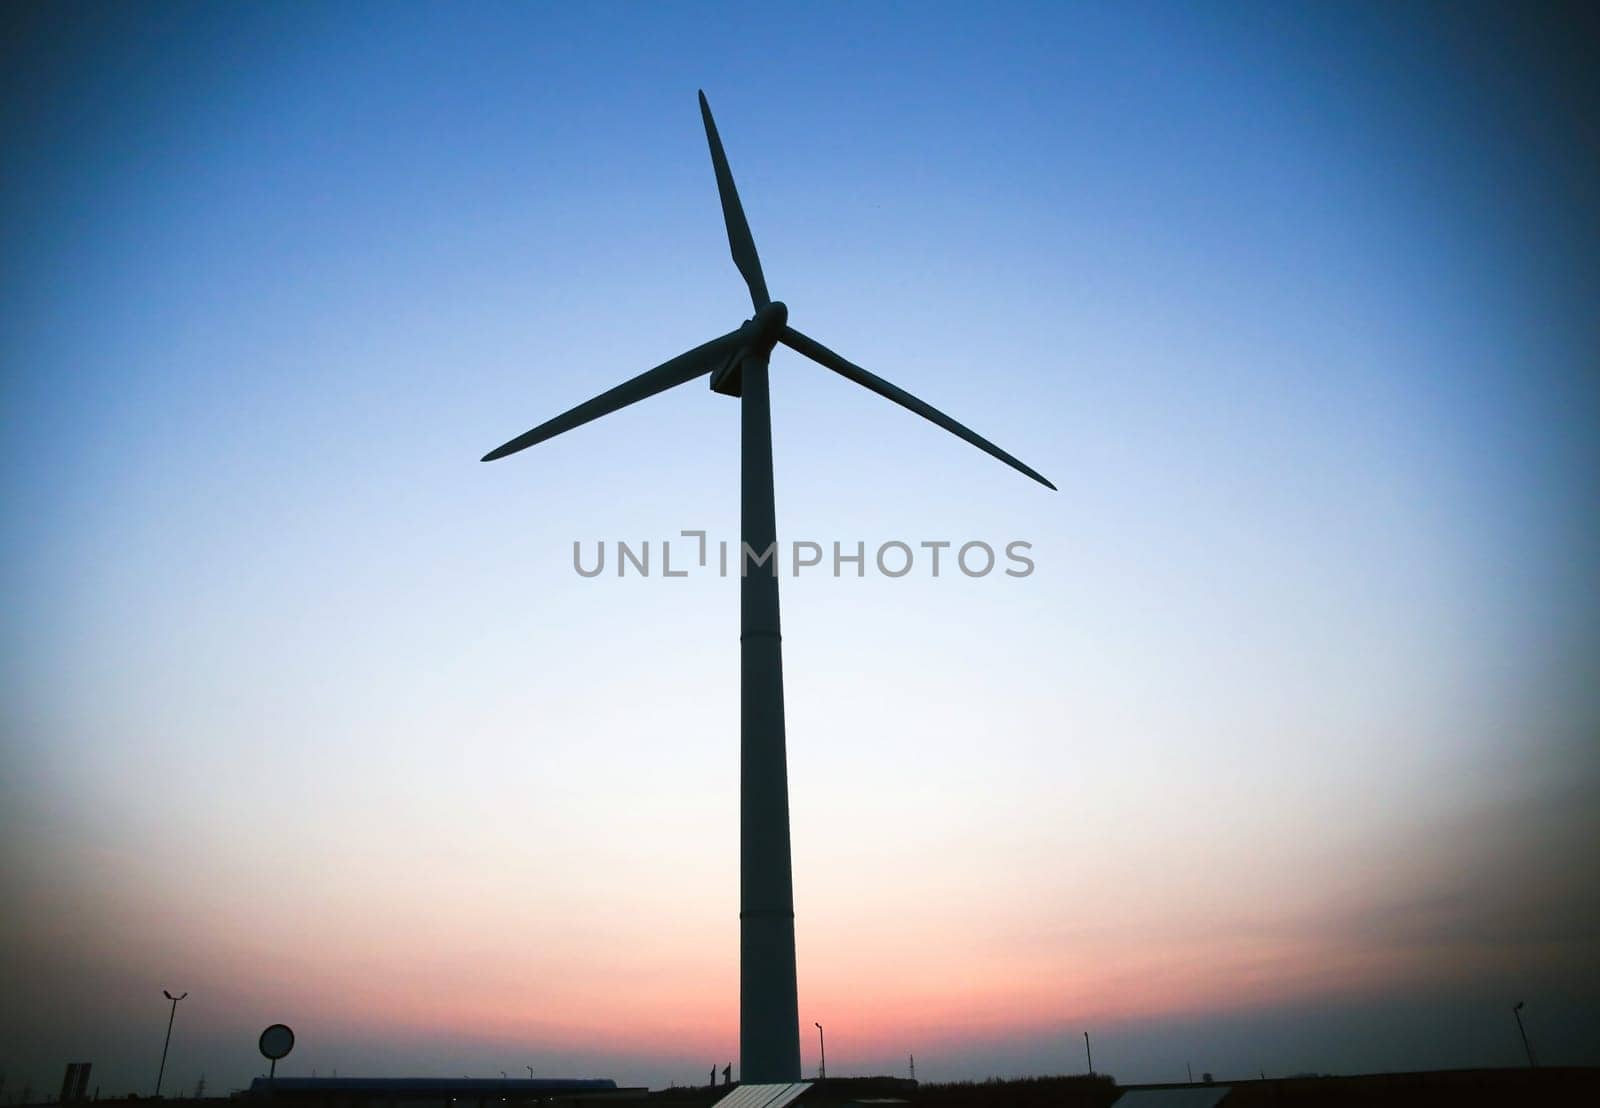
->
left=59, top=1063, right=92, bottom=1104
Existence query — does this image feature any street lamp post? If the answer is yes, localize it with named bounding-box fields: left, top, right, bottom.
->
left=1083, top=1031, right=1093, bottom=1077
left=1512, top=1002, right=1537, bottom=1068
left=814, top=1023, right=825, bottom=1081
left=155, top=990, right=188, bottom=1097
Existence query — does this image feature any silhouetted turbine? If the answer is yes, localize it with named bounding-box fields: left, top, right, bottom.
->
left=484, top=91, right=1054, bottom=1082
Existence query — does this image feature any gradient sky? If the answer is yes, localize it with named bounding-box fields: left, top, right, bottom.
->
left=3, top=0, right=1597, bottom=1097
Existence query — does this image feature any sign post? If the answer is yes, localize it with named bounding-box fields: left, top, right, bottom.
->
left=258, top=1025, right=295, bottom=1096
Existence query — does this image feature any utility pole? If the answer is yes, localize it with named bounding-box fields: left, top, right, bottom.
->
left=1512, top=1002, right=1537, bottom=1067
left=154, top=990, right=187, bottom=1097
left=1083, top=1031, right=1093, bottom=1076
left=908, top=1055, right=915, bottom=1082
left=814, top=1023, right=826, bottom=1080
left=1186, top=1063, right=1193, bottom=1084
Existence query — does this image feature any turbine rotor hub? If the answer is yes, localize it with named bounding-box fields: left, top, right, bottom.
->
left=750, top=300, right=787, bottom=353
left=710, top=302, right=787, bottom=398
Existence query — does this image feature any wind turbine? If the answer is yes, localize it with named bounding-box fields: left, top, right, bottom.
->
left=483, top=91, right=1054, bottom=1082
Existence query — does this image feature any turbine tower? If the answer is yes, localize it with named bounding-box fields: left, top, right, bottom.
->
left=483, top=91, right=1054, bottom=1082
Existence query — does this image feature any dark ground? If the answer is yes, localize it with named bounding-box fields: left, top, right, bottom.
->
left=643, top=1068, right=1600, bottom=1108
left=20, top=1068, right=1600, bottom=1108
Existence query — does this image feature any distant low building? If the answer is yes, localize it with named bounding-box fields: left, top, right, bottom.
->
left=246, top=1077, right=644, bottom=1108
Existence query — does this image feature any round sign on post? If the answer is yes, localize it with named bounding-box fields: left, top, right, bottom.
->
left=259, top=1024, right=294, bottom=1084
left=259, top=1024, right=294, bottom=1060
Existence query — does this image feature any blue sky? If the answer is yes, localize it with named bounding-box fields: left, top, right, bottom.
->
left=2, top=0, right=1597, bottom=1096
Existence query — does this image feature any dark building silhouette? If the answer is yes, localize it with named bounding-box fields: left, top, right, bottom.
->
left=247, top=1077, right=642, bottom=1108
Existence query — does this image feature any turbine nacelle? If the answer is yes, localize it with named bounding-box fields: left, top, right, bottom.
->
left=711, top=301, right=788, bottom=397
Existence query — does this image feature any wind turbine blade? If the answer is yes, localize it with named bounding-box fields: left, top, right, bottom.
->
left=699, top=90, right=770, bottom=310
left=483, top=329, right=745, bottom=461
left=780, top=326, right=1057, bottom=490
